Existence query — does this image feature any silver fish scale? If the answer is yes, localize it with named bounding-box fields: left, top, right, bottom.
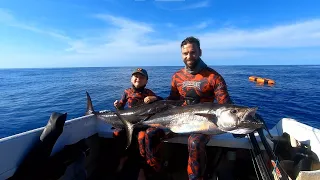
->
left=142, top=111, right=220, bottom=134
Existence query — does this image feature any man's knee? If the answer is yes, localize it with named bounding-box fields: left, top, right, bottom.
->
left=188, top=139, right=200, bottom=151
left=188, top=134, right=210, bottom=150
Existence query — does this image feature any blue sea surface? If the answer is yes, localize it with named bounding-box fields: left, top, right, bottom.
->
left=0, top=65, right=319, bottom=138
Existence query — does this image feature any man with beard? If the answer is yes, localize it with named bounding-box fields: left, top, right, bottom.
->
left=139, top=36, right=233, bottom=180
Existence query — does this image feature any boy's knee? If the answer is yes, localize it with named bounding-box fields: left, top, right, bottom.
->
left=113, top=128, right=125, bottom=138
left=138, top=131, right=146, bottom=140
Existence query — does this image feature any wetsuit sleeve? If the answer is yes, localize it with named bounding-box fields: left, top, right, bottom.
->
left=213, top=75, right=233, bottom=104
left=118, top=91, right=128, bottom=110
left=167, top=75, right=180, bottom=100
left=156, top=96, right=164, bottom=100
left=147, top=89, right=164, bottom=100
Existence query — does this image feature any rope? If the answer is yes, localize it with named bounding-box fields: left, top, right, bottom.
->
left=248, top=134, right=261, bottom=180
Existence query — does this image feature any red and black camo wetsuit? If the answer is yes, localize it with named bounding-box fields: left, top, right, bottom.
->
left=168, top=67, right=232, bottom=105
left=113, top=86, right=158, bottom=136
left=113, top=86, right=160, bottom=158
left=116, top=87, right=157, bottom=109
left=139, top=66, right=232, bottom=179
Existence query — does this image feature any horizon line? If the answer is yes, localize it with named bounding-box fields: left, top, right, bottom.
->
left=1, top=64, right=319, bottom=70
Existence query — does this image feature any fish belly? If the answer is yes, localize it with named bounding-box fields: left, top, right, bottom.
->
left=167, top=115, right=225, bottom=135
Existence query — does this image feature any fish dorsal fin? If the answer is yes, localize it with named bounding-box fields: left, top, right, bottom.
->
left=86, top=91, right=95, bottom=115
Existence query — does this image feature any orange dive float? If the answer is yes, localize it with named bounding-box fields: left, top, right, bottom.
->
left=249, top=76, right=275, bottom=85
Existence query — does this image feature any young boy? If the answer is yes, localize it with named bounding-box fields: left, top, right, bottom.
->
left=113, top=68, right=162, bottom=179
left=114, top=68, right=159, bottom=109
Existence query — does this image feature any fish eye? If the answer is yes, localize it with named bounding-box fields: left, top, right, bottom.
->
left=231, top=109, right=237, bottom=114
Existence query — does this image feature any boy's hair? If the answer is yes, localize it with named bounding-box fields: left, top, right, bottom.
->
left=181, top=36, right=201, bottom=49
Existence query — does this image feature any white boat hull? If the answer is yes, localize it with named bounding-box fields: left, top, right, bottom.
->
left=0, top=114, right=319, bottom=180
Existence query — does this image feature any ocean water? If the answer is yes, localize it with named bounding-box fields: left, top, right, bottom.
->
left=0, top=65, right=319, bottom=138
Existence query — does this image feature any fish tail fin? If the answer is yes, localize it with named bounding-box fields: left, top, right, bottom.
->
left=86, top=91, right=95, bottom=115
left=114, top=111, right=134, bottom=150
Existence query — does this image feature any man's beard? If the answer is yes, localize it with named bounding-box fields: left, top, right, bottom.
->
left=184, top=59, right=199, bottom=69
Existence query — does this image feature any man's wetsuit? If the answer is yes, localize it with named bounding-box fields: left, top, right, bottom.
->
left=139, top=59, right=232, bottom=180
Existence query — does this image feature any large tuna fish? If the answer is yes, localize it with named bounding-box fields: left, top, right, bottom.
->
left=114, top=102, right=264, bottom=149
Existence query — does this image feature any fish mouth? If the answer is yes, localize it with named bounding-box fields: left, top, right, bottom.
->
left=239, top=107, right=263, bottom=128
left=243, top=107, right=257, bottom=120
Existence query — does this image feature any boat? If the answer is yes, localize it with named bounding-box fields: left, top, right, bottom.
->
left=0, top=97, right=319, bottom=180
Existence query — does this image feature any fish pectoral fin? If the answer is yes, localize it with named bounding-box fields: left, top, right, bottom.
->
left=142, top=115, right=152, bottom=121
left=194, top=113, right=216, bottom=119
left=167, top=104, right=177, bottom=108
left=137, top=104, right=176, bottom=116
left=137, top=111, right=155, bottom=117
left=134, top=114, right=153, bottom=121
left=194, top=113, right=218, bottom=125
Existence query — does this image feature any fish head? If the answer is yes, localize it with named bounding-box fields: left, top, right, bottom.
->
left=214, top=106, right=263, bottom=134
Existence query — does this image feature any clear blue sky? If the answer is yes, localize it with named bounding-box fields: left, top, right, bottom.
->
left=0, top=0, right=320, bottom=68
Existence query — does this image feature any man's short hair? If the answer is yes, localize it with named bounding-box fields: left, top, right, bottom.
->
left=181, top=36, right=201, bottom=49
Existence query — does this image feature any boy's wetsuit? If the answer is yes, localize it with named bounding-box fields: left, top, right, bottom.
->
left=113, top=85, right=162, bottom=175
left=116, top=86, right=158, bottom=110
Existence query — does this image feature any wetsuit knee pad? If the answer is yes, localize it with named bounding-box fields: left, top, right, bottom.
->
left=189, top=140, right=201, bottom=151
left=188, top=134, right=210, bottom=152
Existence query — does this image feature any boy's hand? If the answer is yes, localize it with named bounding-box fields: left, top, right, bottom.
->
left=144, top=96, right=157, bottom=104
left=114, top=100, right=120, bottom=109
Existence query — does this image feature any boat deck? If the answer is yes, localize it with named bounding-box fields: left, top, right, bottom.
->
left=84, top=134, right=260, bottom=180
